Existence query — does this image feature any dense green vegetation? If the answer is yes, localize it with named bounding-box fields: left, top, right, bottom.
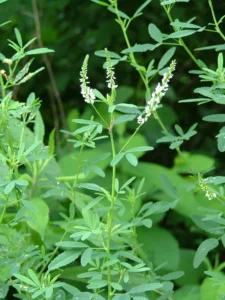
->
left=1, top=0, right=225, bottom=299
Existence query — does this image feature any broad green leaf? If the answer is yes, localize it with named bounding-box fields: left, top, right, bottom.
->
left=158, top=47, right=176, bottom=70
left=4, top=181, right=15, bottom=194
left=0, top=0, right=7, bottom=3
left=193, top=238, right=219, bottom=268
left=174, top=285, right=200, bottom=300
left=137, top=226, right=179, bottom=271
left=176, top=249, right=205, bottom=286
left=48, top=250, right=80, bottom=271
left=26, top=48, right=54, bottom=55
left=203, top=114, right=225, bottom=122
left=129, top=283, right=163, bottom=294
left=173, top=153, right=214, bottom=173
left=25, top=197, right=49, bottom=239
left=14, top=28, right=23, bottom=47
left=201, top=275, right=225, bottom=300
left=148, top=23, right=163, bottom=42
left=125, top=153, right=138, bottom=166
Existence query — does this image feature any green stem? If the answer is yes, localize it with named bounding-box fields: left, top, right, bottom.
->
left=0, top=196, right=9, bottom=224
left=162, top=6, right=201, bottom=69
left=208, top=0, right=225, bottom=40
left=119, top=126, right=140, bottom=153
left=114, top=1, right=151, bottom=97
left=106, top=129, right=117, bottom=300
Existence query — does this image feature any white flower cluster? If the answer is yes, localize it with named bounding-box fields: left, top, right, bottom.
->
left=137, top=60, right=176, bottom=125
left=80, top=55, right=96, bottom=104
left=105, top=50, right=118, bottom=89
left=199, top=177, right=216, bottom=200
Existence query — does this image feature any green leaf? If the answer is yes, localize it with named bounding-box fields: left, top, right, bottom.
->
left=193, top=238, right=219, bottom=268
left=217, top=126, right=225, bottom=152
left=133, top=0, right=152, bottom=17
left=81, top=248, right=93, bottom=267
left=168, top=30, right=196, bottom=38
left=137, top=226, right=179, bottom=271
left=0, top=0, right=7, bottom=3
left=4, top=181, right=15, bottom=195
left=122, top=43, right=156, bottom=53
left=28, top=269, right=40, bottom=287
left=15, top=59, right=34, bottom=83
left=161, top=0, right=189, bottom=4
left=129, top=283, right=163, bottom=294
left=160, top=173, right=178, bottom=199
left=48, top=128, right=55, bottom=156
left=107, top=7, right=130, bottom=19
left=91, top=0, right=109, bottom=6
left=56, top=241, right=88, bottom=248
left=48, top=251, right=80, bottom=271
left=34, top=110, right=45, bottom=142
left=170, top=21, right=202, bottom=29
left=148, top=23, right=163, bottom=42
left=125, top=153, right=138, bottom=166
left=91, top=165, right=105, bottom=177
left=114, top=114, right=136, bottom=124
left=25, top=197, right=49, bottom=239
left=26, top=48, right=54, bottom=55
left=14, top=28, right=23, bottom=47
left=217, top=52, right=223, bottom=73
left=94, top=50, right=121, bottom=59
left=158, top=47, right=176, bottom=70
left=110, top=152, right=125, bottom=166
left=161, top=271, right=184, bottom=280
left=203, top=114, right=225, bottom=122
left=13, top=273, right=36, bottom=287
left=126, top=146, right=153, bottom=153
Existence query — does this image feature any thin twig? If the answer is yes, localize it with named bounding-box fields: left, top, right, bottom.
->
left=32, top=0, right=68, bottom=138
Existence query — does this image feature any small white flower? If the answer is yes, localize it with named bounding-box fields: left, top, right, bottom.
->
left=105, top=49, right=118, bottom=90
left=137, top=60, right=176, bottom=125
left=80, top=55, right=96, bottom=104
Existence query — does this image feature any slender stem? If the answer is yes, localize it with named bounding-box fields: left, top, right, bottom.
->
left=119, top=126, right=140, bottom=153
left=114, top=1, right=151, bottom=97
left=208, top=0, right=225, bottom=40
left=106, top=128, right=117, bottom=300
left=0, top=196, right=9, bottom=224
left=162, top=5, right=201, bottom=69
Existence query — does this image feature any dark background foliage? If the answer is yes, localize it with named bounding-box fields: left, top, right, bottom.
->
left=0, top=0, right=223, bottom=164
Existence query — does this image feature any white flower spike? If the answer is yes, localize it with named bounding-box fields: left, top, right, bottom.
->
left=80, top=55, right=96, bottom=104
left=137, top=60, right=176, bottom=125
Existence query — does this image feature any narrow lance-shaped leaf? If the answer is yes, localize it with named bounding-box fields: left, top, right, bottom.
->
left=193, top=238, right=219, bottom=268
left=48, top=251, right=80, bottom=271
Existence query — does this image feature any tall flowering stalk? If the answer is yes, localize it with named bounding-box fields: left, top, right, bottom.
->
left=80, top=55, right=96, bottom=104
left=137, top=60, right=176, bottom=125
